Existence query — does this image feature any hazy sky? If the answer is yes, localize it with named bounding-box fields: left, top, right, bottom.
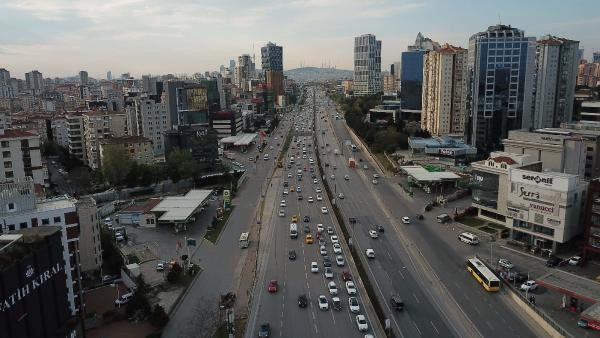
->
left=2, top=0, right=599, bottom=79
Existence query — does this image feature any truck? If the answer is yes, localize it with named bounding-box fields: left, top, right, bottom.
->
left=290, top=223, right=298, bottom=238
left=348, top=158, right=356, bottom=168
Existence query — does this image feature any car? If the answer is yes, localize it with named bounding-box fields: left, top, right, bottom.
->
left=306, top=234, right=313, bottom=244
left=317, top=224, right=324, bottom=232
left=280, top=200, right=286, bottom=207
left=311, top=262, right=319, bottom=273
left=323, top=256, right=332, bottom=267
left=297, top=186, right=302, bottom=192
left=278, top=209, right=285, bottom=217
left=332, top=297, right=342, bottom=311
left=365, top=249, right=375, bottom=258
left=520, top=280, right=538, bottom=291
left=308, top=196, right=314, bottom=203
left=268, top=280, right=278, bottom=293
left=289, top=250, right=296, bottom=260
left=316, top=188, right=322, bottom=193
left=320, top=245, right=328, bottom=255
left=338, top=192, right=345, bottom=199
left=156, top=262, right=165, bottom=271
left=568, top=256, right=582, bottom=266
left=328, top=281, right=338, bottom=295
left=330, top=175, right=335, bottom=180
left=377, top=225, right=385, bottom=232
left=346, top=281, right=357, bottom=295
left=311, top=173, right=317, bottom=179
left=297, top=195, right=303, bottom=200
left=283, top=189, right=289, bottom=195
left=102, top=274, right=118, bottom=282
left=546, top=256, right=562, bottom=267
left=390, top=295, right=404, bottom=311
left=303, top=215, right=310, bottom=222
left=368, top=230, right=378, bottom=239
left=321, top=207, right=329, bottom=214
left=401, top=216, right=410, bottom=224
left=373, top=174, right=379, bottom=179
left=318, top=238, right=326, bottom=246
left=336, top=255, right=345, bottom=266
left=348, top=296, right=360, bottom=313
left=318, top=295, right=329, bottom=310
left=258, top=323, right=270, bottom=338
left=292, top=215, right=298, bottom=223
left=327, top=226, right=334, bottom=235
left=363, top=164, right=368, bottom=169
left=507, top=271, right=528, bottom=284
left=114, top=292, right=134, bottom=306
left=372, top=179, right=378, bottom=185
left=324, top=267, right=334, bottom=279
left=313, top=179, right=318, bottom=184
left=344, top=175, right=350, bottom=180
left=330, top=235, right=339, bottom=244
left=303, top=224, right=311, bottom=233
left=356, top=314, right=368, bottom=332
left=298, top=294, right=307, bottom=308
left=287, top=173, right=292, bottom=178
left=498, top=258, right=515, bottom=269
left=333, top=243, right=342, bottom=254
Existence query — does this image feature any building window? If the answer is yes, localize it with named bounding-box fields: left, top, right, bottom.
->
left=2, top=151, right=10, bottom=158
left=1, top=141, right=8, bottom=148
left=19, top=222, right=28, bottom=228
left=4, top=161, right=12, bottom=169
left=42, top=218, right=50, bottom=225
left=54, top=216, right=61, bottom=223
left=20, top=140, right=29, bottom=148
left=5, top=171, right=13, bottom=178
left=8, top=224, right=15, bottom=231
left=7, top=202, right=15, bottom=211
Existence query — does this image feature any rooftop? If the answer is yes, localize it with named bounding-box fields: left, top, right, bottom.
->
left=0, top=129, right=37, bottom=139
left=100, top=136, right=152, bottom=145
left=400, top=165, right=461, bottom=182
left=536, top=269, right=600, bottom=304
left=0, top=226, right=62, bottom=271
left=151, top=189, right=213, bottom=223
left=220, top=133, right=257, bottom=146
left=120, top=198, right=162, bottom=214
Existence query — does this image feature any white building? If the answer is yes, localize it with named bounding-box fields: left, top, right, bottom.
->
left=0, top=129, right=48, bottom=187
left=75, top=196, right=102, bottom=276
left=66, top=113, right=86, bottom=163
left=131, top=97, right=170, bottom=156
left=353, top=34, right=382, bottom=96
left=82, top=111, right=128, bottom=170
left=506, top=168, right=587, bottom=252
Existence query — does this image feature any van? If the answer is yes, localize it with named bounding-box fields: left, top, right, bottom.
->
left=290, top=223, right=298, bottom=238
left=458, top=232, right=479, bottom=245
left=436, top=214, right=452, bottom=223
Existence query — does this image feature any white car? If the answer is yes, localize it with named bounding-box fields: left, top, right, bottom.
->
left=331, top=235, right=339, bottom=244
left=320, top=245, right=328, bottom=255
left=349, top=296, right=360, bottom=313
left=328, top=281, right=338, bottom=295
left=520, top=280, right=538, bottom=291
left=373, top=174, right=379, bottom=179
left=317, top=224, right=324, bottom=232
left=344, top=175, right=350, bottom=180
left=316, top=194, right=323, bottom=201
left=280, top=200, right=286, bottom=207
left=336, top=255, right=345, bottom=267
left=287, top=173, right=292, bottom=178
left=311, top=262, right=319, bottom=273
left=498, top=258, right=515, bottom=269
left=318, top=295, right=329, bottom=310
left=308, top=196, right=314, bottom=203
left=278, top=209, right=285, bottom=217
left=283, top=189, right=289, bottom=195
left=365, top=249, right=375, bottom=258
left=327, top=226, right=334, bottom=235
left=356, top=315, right=368, bottom=332
left=321, top=207, right=329, bottom=214
left=568, top=256, right=582, bottom=266
left=401, top=217, right=410, bottom=224
left=338, top=192, right=345, bottom=199
left=297, top=186, right=302, bottom=192
left=316, top=188, right=322, bottom=193
left=313, top=179, right=318, bottom=184
left=368, top=230, right=378, bottom=239
left=330, top=175, right=335, bottom=180
left=372, top=179, right=378, bottom=185
left=324, top=267, right=333, bottom=279
left=333, top=243, right=342, bottom=254
left=346, top=281, right=357, bottom=295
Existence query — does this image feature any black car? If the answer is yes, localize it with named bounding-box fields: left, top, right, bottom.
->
left=258, top=323, right=270, bottom=338
left=303, top=215, right=310, bottom=222
left=332, top=298, right=342, bottom=311
left=298, top=195, right=303, bottom=200
left=377, top=225, right=385, bottom=232
left=390, top=295, right=404, bottom=311
left=289, top=250, right=296, bottom=260
left=298, top=294, right=307, bottom=308
left=323, top=256, right=332, bottom=267
left=546, top=256, right=562, bottom=267
left=304, top=225, right=310, bottom=233
left=283, top=181, right=289, bottom=187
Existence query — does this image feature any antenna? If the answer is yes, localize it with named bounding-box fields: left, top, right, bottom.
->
left=498, top=14, right=501, bottom=25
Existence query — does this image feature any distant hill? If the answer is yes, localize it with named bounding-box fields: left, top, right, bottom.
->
left=284, top=67, right=353, bottom=82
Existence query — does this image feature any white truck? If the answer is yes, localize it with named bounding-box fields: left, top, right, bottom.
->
left=290, top=223, right=298, bottom=238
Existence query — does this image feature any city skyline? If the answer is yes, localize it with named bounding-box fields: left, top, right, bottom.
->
left=1, top=0, right=600, bottom=78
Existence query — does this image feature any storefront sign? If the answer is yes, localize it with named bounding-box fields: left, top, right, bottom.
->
left=0, top=262, right=63, bottom=312
left=521, top=174, right=554, bottom=186
left=529, top=202, right=554, bottom=214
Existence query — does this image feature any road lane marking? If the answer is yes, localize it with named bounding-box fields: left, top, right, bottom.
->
left=398, top=269, right=405, bottom=279
left=413, top=293, right=420, bottom=303
left=413, top=321, right=422, bottom=335
left=431, top=321, right=439, bottom=335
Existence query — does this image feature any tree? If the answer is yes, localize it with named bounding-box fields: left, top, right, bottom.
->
left=102, top=146, right=133, bottom=186
left=166, top=262, right=183, bottom=283
left=149, top=304, right=169, bottom=327
left=373, top=127, right=401, bottom=153
left=166, top=148, right=199, bottom=183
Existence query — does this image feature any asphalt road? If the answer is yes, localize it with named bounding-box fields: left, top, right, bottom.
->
left=319, top=90, right=542, bottom=338
left=246, top=99, right=377, bottom=337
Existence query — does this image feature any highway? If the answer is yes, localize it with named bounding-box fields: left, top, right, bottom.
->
left=246, top=94, right=381, bottom=338
left=318, top=88, right=542, bottom=338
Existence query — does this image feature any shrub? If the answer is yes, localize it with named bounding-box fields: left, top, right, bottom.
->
left=166, top=262, right=183, bottom=283
left=149, top=304, right=169, bottom=327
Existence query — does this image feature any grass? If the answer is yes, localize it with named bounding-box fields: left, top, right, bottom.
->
left=374, top=152, right=395, bottom=173
left=479, top=226, right=498, bottom=234
left=460, top=215, right=486, bottom=228
left=204, top=206, right=235, bottom=243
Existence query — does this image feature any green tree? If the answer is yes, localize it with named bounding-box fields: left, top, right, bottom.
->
left=102, top=146, right=133, bottom=186
left=373, top=127, right=401, bottom=153
left=149, top=304, right=169, bottom=327
left=166, top=262, right=183, bottom=283
left=166, top=148, right=198, bottom=183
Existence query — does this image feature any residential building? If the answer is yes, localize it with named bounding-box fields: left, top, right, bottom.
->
left=0, top=68, right=9, bottom=83
left=341, top=80, right=353, bottom=95
left=502, top=129, right=586, bottom=177
left=75, top=196, right=102, bottom=276
left=107, top=70, right=112, bottom=81
left=79, top=70, right=88, bottom=85
left=236, top=54, right=255, bottom=93
left=82, top=111, right=113, bottom=170
left=131, top=97, right=170, bottom=156
left=532, top=36, right=579, bottom=128
left=0, top=226, right=75, bottom=338
left=506, top=168, right=587, bottom=252
left=382, top=74, right=397, bottom=93
left=99, top=136, right=154, bottom=166
left=262, top=42, right=284, bottom=97
left=209, top=110, right=242, bottom=138
left=594, top=52, right=600, bottom=63
left=164, top=125, right=219, bottom=172
left=400, top=33, right=440, bottom=110
left=465, top=25, right=536, bottom=152
left=66, top=113, right=86, bottom=163
left=577, top=61, right=599, bottom=88
left=421, top=43, right=468, bottom=135
left=0, top=129, right=48, bottom=187
left=580, top=101, right=600, bottom=122
left=353, top=34, right=382, bottom=96
left=0, top=178, right=82, bottom=315
left=583, top=179, right=600, bottom=260
left=25, top=70, right=44, bottom=94
left=117, top=198, right=161, bottom=227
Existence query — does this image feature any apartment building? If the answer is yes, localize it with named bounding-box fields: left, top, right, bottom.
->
left=66, top=113, right=86, bottom=163
left=82, top=111, right=128, bottom=169
left=354, top=34, right=382, bottom=96
left=209, top=110, right=242, bottom=138
left=0, top=129, right=48, bottom=187
left=421, top=43, right=467, bottom=136
left=99, top=136, right=154, bottom=166
left=131, top=97, right=170, bottom=156
left=75, top=196, right=102, bottom=275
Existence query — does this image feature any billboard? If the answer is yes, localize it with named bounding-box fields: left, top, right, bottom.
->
left=185, top=87, right=208, bottom=111
left=507, top=181, right=562, bottom=226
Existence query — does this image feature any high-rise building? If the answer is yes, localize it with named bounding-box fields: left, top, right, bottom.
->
left=0, top=129, right=48, bottom=187
left=25, top=70, right=44, bottom=93
left=400, top=33, right=440, bottom=110
left=229, top=60, right=235, bottom=72
left=0, top=68, right=9, bottom=84
left=353, top=34, right=382, bottom=96
left=532, top=35, right=579, bottom=129
left=130, top=97, right=170, bottom=156
left=465, top=25, right=536, bottom=152
left=79, top=70, right=88, bottom=85
left=594, top=52, right=600, bottom=63
left=576, top=49, right=585, bottom=63
left=107, top=70, right=112, bottom=81
left=421, top=43, right=468, bottom=135
left=261, top=42, right=284, bottom=97
left=236, top=54, right=255, bottom=93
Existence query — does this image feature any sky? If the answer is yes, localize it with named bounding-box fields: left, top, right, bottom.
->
left=1, top=0, right=600, bottom=79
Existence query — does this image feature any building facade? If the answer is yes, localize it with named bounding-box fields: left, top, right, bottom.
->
left=401, top=33, right=440, bottom=110
left=583, top=179, right=600, bottom=261
left=421, top=44, right=468, bottom=135
left=132, top=97, right=170, bottom=156
left=577, top=61, right=599, bottom=88
left=236, top=54, right=255, bottom=93
left=532, top=36, right=579, bottom=128
left=66, top=113, right=86, bottom=163
left=209, top=110, right=242, bottom=138
left=25, top=70, right=43, bottom=94
left=261, top=42, right=284, bottom=97
left=465, top=25, right=536, bottom=152
left=75, top=196, right=102, bottom=275
left=0, top=129, right=47, bottom=187
left=353, top=34, right=382, bottom=96
left=99, top=136, right=154, bottom=166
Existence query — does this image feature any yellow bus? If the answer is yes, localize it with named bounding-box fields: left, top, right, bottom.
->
left=467, top=257, right=500, bottom=292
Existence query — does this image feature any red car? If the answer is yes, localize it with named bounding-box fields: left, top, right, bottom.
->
left=268, top=280, right=278, bottom=293
left=342, top=271, right=352, bottom=282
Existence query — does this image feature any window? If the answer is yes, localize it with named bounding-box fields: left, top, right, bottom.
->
left=5, top=171, right=13, bottom=178
left=54, top=216, right=61, bottom=223
left=2, top=151, right=10, bottom=158
left=19, top=222, right=27, bottom=228
left=1, top=141, right=8, bottom=148
left=4, top=161, right=11, bottom=169
left=8, top=224, right=15, bottom=231
left=20, top=140, right=29, bottom=148
left=42, top=218, right=50, bottom=225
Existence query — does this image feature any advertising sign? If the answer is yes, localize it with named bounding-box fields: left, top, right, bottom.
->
left=223, top=190, right=231, bottom=209
left=507, top=181, right=561, bottom=226
left=510, top=168, right=570, bottom=191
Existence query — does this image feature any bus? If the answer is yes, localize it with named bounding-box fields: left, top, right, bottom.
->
left=466, top=257, right=500, bottom=292
left=239, top=232, right=250, bottom=248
